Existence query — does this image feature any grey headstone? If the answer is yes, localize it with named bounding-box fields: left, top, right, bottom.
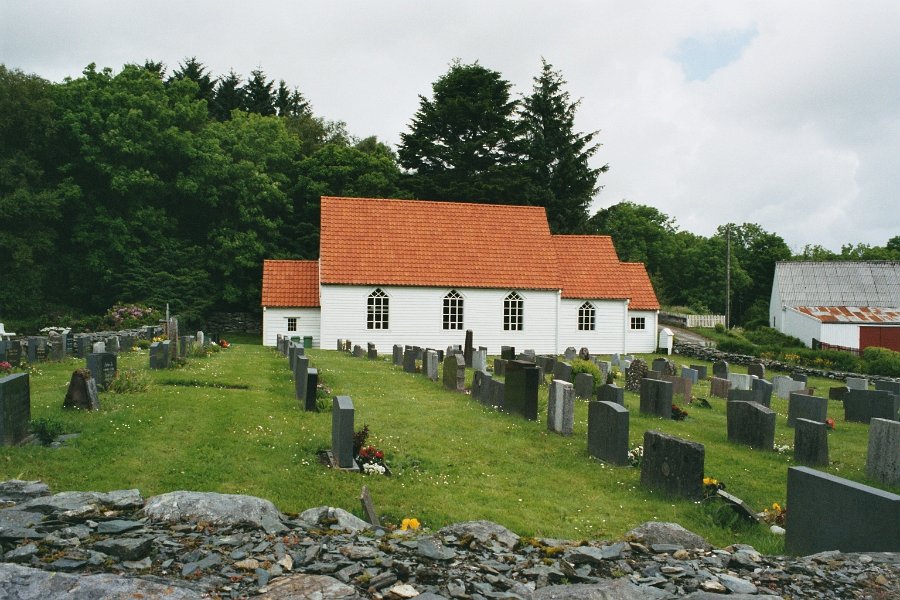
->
left=597, top=383, right=624, bottom=406
left=425, top=350, right=439, bottom=382
left=595, top=360, right=611, bottom=380
left=196, top=331, right=205, bottom=347
left=149, top=341, right=169, bottom=369
left=352, top=344, right=365, bottom=358
left=0, top=373, right=30, bottom=446
left=867, top=418, right=900, bottom=486
left=304, top=368, right=319, bottom=412
left=367, top=342, right=377, bottom=360
left=564, top=347, right=577, bottom=360
left=710, top=376, right=730, bottom=398
left=774, top=375, right=805, bottom=400
left=788, top=392, right=828, bottom=427
left=829, top=386, right=849, bottom=401
left=442, top=353, right=465, bottom=392
left=547, top=380, right=574, bottom=435
left=639, top=378, right=673, bottom=419
left=681, top=367, right=698, bottom=384
left=86, top=352, right=116, bottom=391
left=464, top=330, right=474, bottom=368
left=500, top=346, right=515, bottom=361
left=874, top=380, right=900, bottom=396
left=178, top=336, right=191, bottom=358
left=640, top=430, right=704, bottom=499
left=690, top=364, right=708, bottom=380
left=727, top=401, right=775, bottom=450
left=472, top=347, right=487, bottom=372
left=727, top=389, right=755, bottom=403
left=553, top=361, right=573, bottom=384
left=845, top=388, right=900, bottom=423
left=63, top=370, right=100, bottom=411
left=403, top=347, right=417, bottom=374
left=791, top=371, right=808, bottom=384
left=712, top=360, right=728, bottom=380
left=587, top=401, right=629, bottom=465
left=331, top=396, right=355, bottom=468
left=505, top=360, right=540, bottom=420
left=794, top=418, right=829, bottom=466
left=751, top=378, right=773, bottom=408
left=747, top=363, right=765, bottom=379
left=651, top=358, right=669, bottom=374
left=472, top=370, right=491, bottom=403
left=5, top=340, right=21, bottom=366
left=294, top=356, right=310, bottom=404
left=846, top=377, right=868, bottom=391
left=493, top=358, right=506, bottom=377
left=727, top=373, right=753, bottom=391
left=574, top=372, right=594, bottom=399
left=392, top=345, right=403, bottom=366
left=488, top=378, right=505, bottom=409
left=785, top=466, right=899, bottom=554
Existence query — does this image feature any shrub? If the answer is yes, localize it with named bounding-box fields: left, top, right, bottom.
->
left=571, top=358, right=603, bottom=395
left=743, top=327, right=804, bottom=349
left=717, top=337, right=756, bottom=356
left=104, top=303, right=158, bottom=329
left=793, top=349, right=862, bottom=373
left=107, top=368, right=151, bottom=393
left=714, top=322, right=726, bottom=334
left=135, top=339, right=151, bottom=349
left=862, top=346, right=900, bottom=377
left=31, top=417, right=65, bottom=446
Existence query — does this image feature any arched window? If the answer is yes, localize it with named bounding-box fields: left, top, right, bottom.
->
left=443, top=290, right=464, bottom=330
left=367, top=288, right=389, bottom=329
left=578, top=302, right=595, bottom=331
left=503, top=291, right=523, bottom=331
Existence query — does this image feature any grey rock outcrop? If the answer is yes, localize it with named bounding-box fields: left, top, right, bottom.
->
left=0, top=563, right=201, bottom=599
left=144, top=490, right=287, bottom=534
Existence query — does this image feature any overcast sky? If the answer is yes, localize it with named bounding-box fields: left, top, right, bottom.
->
left=4, top=1, right=898, bottom=253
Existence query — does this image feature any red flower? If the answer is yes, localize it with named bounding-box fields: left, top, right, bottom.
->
left=825, top=418, right=835, bottom=430
left=375, top=450, right=384, bottom=459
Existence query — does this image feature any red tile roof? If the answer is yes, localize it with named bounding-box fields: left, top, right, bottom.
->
left=619, top=262, right=661, bottom=310
left=261, top=260, right=319, bottom=307
left=319, top=197, right=560, bottom=290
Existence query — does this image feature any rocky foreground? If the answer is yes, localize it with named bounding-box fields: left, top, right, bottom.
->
left=0, top=480, right=896, bottom=599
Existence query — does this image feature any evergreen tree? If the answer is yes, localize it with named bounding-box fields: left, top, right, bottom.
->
left=243, top=69, right=275, bottom=116
left=274, top=79, right=311, bottom=118
left=211, top=70, right=245, bottom=121
left=169, top=57, right=216, bottom=107
left=520, top=59, right=607, bottom=233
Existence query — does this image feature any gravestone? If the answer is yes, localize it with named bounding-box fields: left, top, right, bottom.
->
left=501, top=346, right=515, bottom=361
left=867, top=418, right=900, bottom=486
left=403, top=347, right=417, bottom=374
left=846, top=377, right=868, bottom=391
left=331, top=396, right=355, bottom=469
left=639, top=378, right=673, bottom=418
left=352, top=345, right=365, bottom=358
left=564, top=347, right=577, bottom=360
left=196, top=331, right=205, bottom=347
left=690, top=364, right=708, bottom=380
left=436, top=349, right=445, bottom=363
left=367, top=343, right=377, bottom=360
left=425, top=350, right=439, bottom=382
left=553, top=361, right=573, bottom=384
left=829, top=386, right=849, bottom=401
left=574, top=372, right=594, bottom=399
left=0, top=340, right=6, bottom=362
left=624, top=358, right=647, bottom=392
left=28, top=337, right=48, bottom=362
left=0, top=373, right=30, bottom=445
left=464, top=330, right=474, bottom=368
left=488, top=378, right=505, bottom=409
left=505, top=360, right=540, bottom=420
left=48, top=333, right=64, bottom=361
left=547, top=380, right=574, bottom=435
left=304, top=368, right=319, bottom=412
left=710, top=376, right=731, bottom=399
left=774, top=375, right=805, bottom=400
left=751, top=378, right=773, bottom=408
left=874, top=380, right=900, bottom=396
left=63, top=332, right=74, bottom=356
left=392, top=345, right=403, bottom=366
left=681, top=366, right=698, bottom=384
left=336, top=339, right=344, bottom=351
left=595, top=360, right=610, bottom=381
left=712, top=360, right=728, bottom=380
left=6, top=340, right=22, bottom=366
left=288, top=343, right=303, bottom=372
left=587, top=401, right=630, bottom=465
left=578, top=347, right=590, bottom=361
left=792, top=371, right=808, bottom=384
left=727, top=401, right=775, bottom=450
left=666, top=374, right=693, bottom=399
left=442, top=353, right=466, bottom=392
left=493, top=359, right=507, bottom=377
left=647, top=369, right=662, bottom=381
left=472, top=370, right=491, bottom=403
left=520, top=349, right=536, bottom=362
left=785, top=466, right=899, bottom=555
left=640, top=430, right=704, bottom=499
left=107, top=335, right=120, bottom=355
left=179, top=336, right=191, bottom=358
left=747, top=363, right=765, bottom=379
left=652, top=358, right=674, bottom=376
left=294, top=356, right=310, bottom=405
left=598, top=383, right=624, bottom=406
left=845, top=389, right=900, bottom=423
left=727, top=372, right=753, bottom=391
left=788, top=392, right=828, bottom=427
left=86, top=352, right=117, bottom=391
left=92, top=341, right=105, bottom=354
left=472, top=347, right=487, bottom=372
left=794, top=418, right=829, bottom=466
left=149, top=342, right=169, bottom=369
left=727, top=389, right=755, bottom=403
left=167, top=317, right=179, bottom=360
left=63, top=369, right=100, bottom=411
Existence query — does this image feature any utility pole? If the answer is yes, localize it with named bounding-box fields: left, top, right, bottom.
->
left=725, top=225, right=731, bottom=329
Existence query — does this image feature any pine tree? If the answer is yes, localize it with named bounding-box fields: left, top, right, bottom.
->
left=169, top=57, right=217, bottom=106
left=211, top=70, right=245, bottom=120
left=243, top=69, right=275, bottom=116
left=274, top=80, right=311, bottom=118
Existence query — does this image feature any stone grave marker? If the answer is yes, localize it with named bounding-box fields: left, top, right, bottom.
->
left=874, top=380, right=900, bottom=396
left=331, top=396, right=356, bottom=469
left=488, top=378, right=505, bottom=409
left=747, top=363, right=765, bottom=379
left=436, top=349, right=445, bottom=363
left=710, top=376, right=731, bottom=399
left=640, top=430, right=704, bottom=499
left=624, top=358, right=647, bottom=392
left=304, top=368, right=319, bottom=412
left=501, top=346, right=515, bottom=361
left=352, top=345, right=365, bottom=358
left=48, top=333, right=64, bottom=361
left=647, top=369, right=662, bottom=381
left=639, top=378, right=673, bottom=418
left=547, top=380, right=574, bottom=436
left=493, top=358, right=507, bottom=377
left=774, top=375, right=806, bottom=400
left=196, top=331, right=205, bottom=347
left=149, top=341, right=169, bottom=369
left=167, top=317, right=179, bottom=359
left=712, top=360, right=728, bottom=380
left=0, top=340, right=6, bottom=362
left=794, top=418, right=828, bottom=466
left=681, top=366, right=698, bottom=384
left=727, top=401, right=775, bottom=450
left=866, top=418, right=900, bottom=486
left=666, top=374, right=693, bottom=399
left=652, top=358, right=675, bottom=376
left=336, top=338, right=344, bottom=351
left=751, top=378, right=773, bottom=408
left=578, top=347, right=590, bottom=361
left=425, top=350, right=439, bottom=382
left=520, top=349, right=536, bottom=362
left=728, top=372, right=753, bottom=391
left=846, top=377, right=868, bottom=391
left=464, top=330, right=474, bottom=368
left=574, top=372, right=593, bottom=399
left=442, top=353, right=466, bottom=392
left=367, top=343, right=377, bottom=360
left=505, top=360, right=540, bottom=420
left=63, top=369, right=100, bottom=411
left=564, top=347, right=577, bottom=360
left=6, top=340, right=22, bottom=366
left=86, top=352, right=117, bottom=391
left=788, top=392, right=828, bottom=427
left=0, top=373, right=31, bottom=445
left=403, top=347, right=417, bottom=374
left=791, top=371, right=808, bottom=384
left=727, top=389, right=755, bottom=403
left=392, top=345, right=403, bottom=366
left=472, top=347, right=487, bottom=372
left=71, top=335, right=87, bottom=358
left=598, top=383, right=624, bottom=406
left=587, top=400, right=630, bottom=465
left=595, top=360, right=610, bottom=381
left=553, top=361, right=573, bottom=384
left=294, top=356, right=310, bottom=405
left=845, top=388, right=900, bottom=423
left=472, top=370, right=491, bottom=403
left=107, top=335, right=120, bottom=354
left=785, top=466, right=899, bottom=555
left=63, top=332, right=74, bottom=356
left=92, top=341, right=105, bottom=354
left=179, top=336, right=191, bottom=358
left=829, top=386, right=849, bottom=401
left=690, top=364, right=708, bottom=380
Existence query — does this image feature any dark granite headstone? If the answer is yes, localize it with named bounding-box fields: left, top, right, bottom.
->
left=86, top=352, right=117, bottom=391
left=547, top=380, right=574, bottom=435
left=794, top=418, right=828, bottom=466
left=505, top=360, right=540, bottom=420
left=751, top=378, right=773, bottom=407
left=639, top=378, right=673, bottom=418
left=167, top=318, right=179, bottom=360
left=149, top=341, right=169, bottom=369
left=640, top=430, right=704, bottom=499
left=500, top=346, right=515, bottom=361
left=712, top=360, right=728, bottom=380
left=493, top=358, right=507, bottom=377
left=727, top=389, right=755, bottom=403
left=553, top=361, right=573, bottom=384
left=538, top=355, right=557, bottom=376
left=367, top=343, right=377, bottom=360
left=464, top=330, right=474, bottom=368
left=304, top=368, right=318, bottom=412
left=331, top=396, right=355, bottom=468
left=472, top=370, right=491, bottom=403
left=5, top=341, right=21, bottom=366
left=785, top=466, right=899, bottom=555
left=48, top=334, right=64, bottom=361
left=788, top=392, right=828, bottom=427
left=442, top=353, right=466, bottom=392
left=710, top=377, right=731, bottom=399
left=651, top=358, right=669, bottom=375
left=63, top=369, right=100, bottom=411
left=392, top=345, right=403, bottom=366
left=352, top=344, right=365, bottom=358
left=874, top=380, right=900, bottom=396
left=587, top=401, right=629, bottom=465
left=690, top=364, right=708, bottom=380
left=829, top=386, right=849, bottom=401
left=0, top=373, right=30, bottom=445
left=578, top=347, right=590, bottom=361
left=845, top=388, right=900, bottom=423
left=597, top=383, right=624, bottom=406
left=791, top=371, right=808, bottom=384
left=403, top=347, right=417, bottom=374
left=727, top=401, right=775, bottom=450
left=574, top=372, right=593, bottom=399
left=294, top=356, right=309, bottom=404
left=488, top=378, right=505, bottom=409
left=747, top=363, right=765, bottom=379
left=681, top=367, right=698, bottom=384
left=63, top=333, right=74, bottom=356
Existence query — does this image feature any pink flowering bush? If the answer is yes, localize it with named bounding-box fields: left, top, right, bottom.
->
left=104, top=304, right=157, bottom=329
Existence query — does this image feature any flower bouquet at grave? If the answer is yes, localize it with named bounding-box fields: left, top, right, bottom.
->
left=627, top=445, right=643, bottom=467
left=703, top=477, right=726, bottom=498
left=825, top=417, right=835, bottom=430
left=671, top=404, right=689, bottom=420
left=218, top=339, right=231, bottom=349
left=357, top=445, right=387, bottom=475
left=759, top=502, right=786, bottom=526
left=0, top=361, right=11, bottom=375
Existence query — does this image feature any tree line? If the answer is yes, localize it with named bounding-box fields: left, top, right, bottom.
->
left=1, top=58, right=897, bottom=331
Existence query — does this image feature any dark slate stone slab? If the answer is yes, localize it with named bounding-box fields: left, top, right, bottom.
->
left=690, top=364, right=708, bottom=380
left=727, top=401, right=775, bottom=450
left=791, top=371, right=808, bottom=384
left=712, top=360, right=728, bottom=380
left=710, top=377, right=731, bottom=399
left=331, top=396, right=355, bottom=468
left=367, top=342, right=377, bottom=360
left=442, top=353, right=466, bottom=392
left=728, top=389, right=755, bottom=403
left=597, top=383, right=624, bottom=406
left=587, top=401, right=629, bottom=465
left=751, top=378, right=773, bottom=408
left=500, top=346, right=515, bottom=361
left=294, top=356, right=309, bottom=404
left=747, top=363, right=765, bottom=379
left=785, top=466, right=900, bottom=554
left=0, top=373, right=30, bottom=446
left=464, top=330, right=474, bottom=368
left=488, top=378, right=505, bottom=409
left=86, top=352, right=116, bottom=391
left=304, top=368, right=319, bottom=412
left=845, top=388, right=900, bottom=423
left=874, top=380, right=900, bottom=396
left=392, top=345, right=403, bottom=366
left=149, top=341, right=170, bottom=369
left=493, top=358, right=507, bottom=377
left=505, top=360, right=539, bottom=420
left=681, top=367, right=698, bottom=384
left=640, top=430, right=704, bottom=499
left=403, top=347, right=417, bottom=374
left=794, top=418, right=829, bottom=466
left=788, top=392, right=828, bottom=427
left=829, top=386, right=849, bottom=401
left=639, top=378, right=673, bottom=419
left=472, top=370, right=491, bottom=404
left=574, top=372, right=594, bottom=399
left=553, top=361, right=573, bottom=384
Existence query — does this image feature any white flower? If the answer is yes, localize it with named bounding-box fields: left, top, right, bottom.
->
left=363, top=463, right=386, bottom=475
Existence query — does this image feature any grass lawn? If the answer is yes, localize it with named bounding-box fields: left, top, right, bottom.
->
left=2, top=336, right=895, bottom=554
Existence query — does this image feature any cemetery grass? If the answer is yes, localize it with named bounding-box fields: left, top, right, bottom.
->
left=2, top=343, right=894, bottom=554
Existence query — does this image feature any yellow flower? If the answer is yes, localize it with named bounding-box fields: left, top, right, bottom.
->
left=703, top=477, right=718, bottom=486
left=400, top=518, right=421, bottom=531
left=772, top=502, right=781, bottom=512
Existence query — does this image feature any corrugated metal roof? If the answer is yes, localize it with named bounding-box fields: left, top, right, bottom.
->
left=774, top=261, right=900, bottom=307
left=793, top=306, right=900, bottom=324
